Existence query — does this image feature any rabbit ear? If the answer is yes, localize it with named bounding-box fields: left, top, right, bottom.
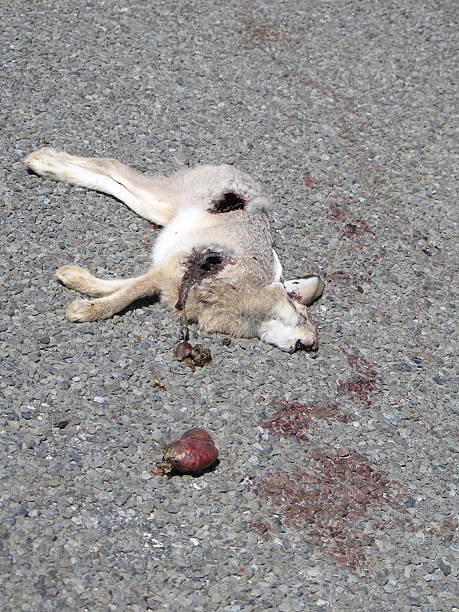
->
left=284, top=275, right=325, bottom=306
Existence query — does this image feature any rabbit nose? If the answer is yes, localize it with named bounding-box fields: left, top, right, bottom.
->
left=295, top=338, right=319, bottom=352
left=294, top=339, right=308, bottom=351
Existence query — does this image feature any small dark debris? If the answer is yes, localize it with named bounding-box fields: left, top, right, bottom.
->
left=55, top=420, right=69, bottom=429
left=190, top=345, right=212, bottom=367
left=174, top=341, right=193, bottom=362
left=404, top=497, right=416, bottom=508
left=174, top=341, right=212, bottom=371
left=222, top=337, right=232, bottom=346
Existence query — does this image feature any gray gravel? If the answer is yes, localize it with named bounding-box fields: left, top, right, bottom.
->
left=1, top=0, right=457, bottom=610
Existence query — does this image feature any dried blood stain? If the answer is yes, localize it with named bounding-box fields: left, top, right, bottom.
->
left=338, top=377, right=377, bottom=402
left=303, top=172, right=317, bottom=188
left=245, top=521, right=272, bottom=538
left=324, top=270, right=374, bottom=293
left=343, top=350, right=378, bottom=378
left=328, top=204, right=347, bottom=220
left=324, top=270, right=351, bottom=282
left=344, top=219, right=375, bottom=238
left=338, top=351, right=381, bottom=403
left=260, top=400, right=347, bottom=441
left=139, top=237, right=152, bottom=249
left=252, top=450, right=398, bottom=568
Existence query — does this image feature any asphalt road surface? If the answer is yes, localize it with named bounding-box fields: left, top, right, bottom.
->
left=1, top=1, right=457, bottom=610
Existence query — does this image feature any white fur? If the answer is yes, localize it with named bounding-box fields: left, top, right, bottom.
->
left=152, top=206, right=210, bottom=266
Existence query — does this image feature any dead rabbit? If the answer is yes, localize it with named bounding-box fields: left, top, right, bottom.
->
left=25, top=147, right=324, bottom=353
